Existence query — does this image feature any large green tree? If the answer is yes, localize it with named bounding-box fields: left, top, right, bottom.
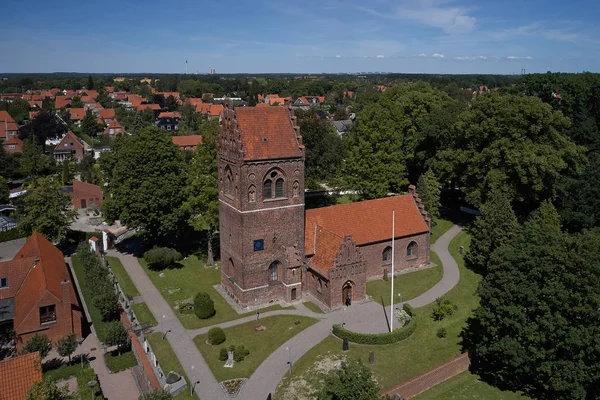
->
left=343, top=82, right=457, bottom=198
left=21, top=135, right=52, bottom=179
left=26, top=379, right=74, bottom=400
left=19, top=177, right=76, bottom=242
left=57, top=333, right=77, bottom=364
left=462, top=207, right=600, bottom=399
left=0, top=176, right=9, bottom=204
left=102, top=127, right=187, bottom=244
left=316, top=359, right=380, bottom=400
left=416, top=169, right=441, bottom=219
left=183, top=124, right=219, bottom=264
left=81, top=109, right=100, bottom=138
left=438, top=93, right=587, bottom=211
left=8, top=98, right=30, bottom=124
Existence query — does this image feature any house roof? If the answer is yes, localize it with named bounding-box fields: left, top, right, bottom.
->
left=158, top=111, right=182, bottom=119
left=234, top=106, right=303, bottom=161
left=71, top=179, right=103, bottom=200
left=104, top=120, right=123, bottom=130
left=54, top=131, right=84, bottom=151
left=69, top=108, right=86, bottom=121
left=305, top=194, right=429, bottom=255
left=198, top=104, right=224, bottom=117
left=185, top=98, right=203, bottom=106
left=331, top=120, right=352, bottom=133
left=54, top=96, right=71, bottom=109
left=0, top=111, right=18, bottom=140
left=136, top=103, right=161, bottom=111
left=3, top=136, right=23, bottom=148
left=80, top=96, right=95, bottom=104
left=295, top=96, right=309, bottom=105
left=0, top=352, right=42, bottom=400
left=172, top=135, right=203, bottom=147
left=98, top=109, right=115, bottom=120
left=306, top=225, right=344, bottom=277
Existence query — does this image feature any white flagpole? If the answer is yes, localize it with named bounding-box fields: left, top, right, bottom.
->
left=390, top=210, right=395, bottom=332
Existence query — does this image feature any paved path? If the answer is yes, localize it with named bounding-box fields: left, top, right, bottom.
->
left=106, top=225, right=463, bottom=399
left=406, top=225, right=462, bottom=308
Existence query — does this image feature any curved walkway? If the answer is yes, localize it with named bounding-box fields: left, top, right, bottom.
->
left=107, top=225, right=462, bottom=400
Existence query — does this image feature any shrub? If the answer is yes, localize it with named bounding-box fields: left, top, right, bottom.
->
left=229, top=344, right=236, bottom=353
left=219, top=347, right=229, bottom=361
left=431, top=297, right=455, bottom=322
left=194, top=292, right=216, bottom=319
left=234, top=351, right=245, bottom=363
left=437, top=327, right=447, bottom=338
left=332, top=304, right=417, bottom=345
left=144, top=247, right=182, bottom=270
left=208, top=327, right=226, bottom=345
left=23, top=333, right=52, bottom=359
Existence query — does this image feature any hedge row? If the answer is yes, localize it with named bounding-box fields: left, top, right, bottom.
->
left=332, top=304, right=417, bottom=345
left=0, top=228, right=27, bottom=243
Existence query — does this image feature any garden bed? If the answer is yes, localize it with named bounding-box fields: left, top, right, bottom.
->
left=220, top=378, right=247, bottom=396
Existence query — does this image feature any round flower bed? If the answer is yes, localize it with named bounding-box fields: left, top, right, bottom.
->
left=220, top=378, right=247, bottom=395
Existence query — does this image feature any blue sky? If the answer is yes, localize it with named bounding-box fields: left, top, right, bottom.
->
left=1, top=0, right=599, bottom=74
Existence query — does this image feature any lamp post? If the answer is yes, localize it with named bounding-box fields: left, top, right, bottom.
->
left=190, top=380, right=200, bottom=396
left=87, top=380, right=98, bottom=400
left=76, top=338, right=85, bottom=368
left=162, top=329, right=171, bottom=340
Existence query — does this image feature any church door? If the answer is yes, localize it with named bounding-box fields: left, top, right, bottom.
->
left=291, top=288, right=297, bottom=300
left=342, top=282, right=353, bottom=306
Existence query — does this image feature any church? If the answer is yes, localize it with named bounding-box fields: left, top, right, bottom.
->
left=218, top=103, right=431, bottom=310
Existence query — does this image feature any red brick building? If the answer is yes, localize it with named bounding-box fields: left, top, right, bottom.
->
left=0, top=233, right=84, bottom=349
left=54, top=131, right=86, bottom=163
left=218, top=104, right=430, bottom=310
left=67, top=179, right=103, bottom=209
left=0, top=110, right=18, bottom=141
left=172, top=135, right=203, bottom=151
left=3, top=136, right=23, bottom=153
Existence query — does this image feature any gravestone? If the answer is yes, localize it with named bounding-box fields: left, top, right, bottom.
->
left=342, top=337, right=349, bottom=352
left=369, top=351, right=374, bottom=364
left=224, top=351, right=234, bottom=368
left=254, top=325, right=265, bottom=332
left=166, top=372, right=181, bottom=384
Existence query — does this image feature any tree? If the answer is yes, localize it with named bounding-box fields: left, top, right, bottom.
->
left=8, top=98, right=30, bottom=124
left=0, top=143, right=7, bottom=178
left=316, top=359, right=380, bottom=400
left=21, top=135, right=45, bottom=178
left=23, top=333, right=52, bottom=359
left=462, top=213, right=600, bottom=399
left=81, top=109, right=99, bottom=138
left=25, top=110, right=66, bottom=146
left=194, top=292, right=216, bottom=319
left=151, top=94, right=166, bottom=108
left=87, top=75, right=94, bottom=90
left=19, top=177, right=76, bottom=242
left=105, top=321, right=128, bottom=355
left=0, top=176, right=9, bottom=204
left=143, top=247, right=182, bottom=269
left=102, top=127, right=187, bottom=244
left=438, top=93, right=587, bottom=212
left=466, top=188, right=520, bottom=275
left=26, top=379, right=74, bottom=400
left=70, top=96, right=84, bottom=108
left=183, top=123, right=219, bottom=264
left=416, top=169, right=441, bottom=219
left=131, top=112, right=145, bottom=133
left=138, top=391, right=172, bottom=400
left=61, top=159, right=73, bottom=185
left=57, top=333, right=77, bottom=364
left=165, top=95, right=178, bottom=111
left=78, top=155, right=95, bottom=184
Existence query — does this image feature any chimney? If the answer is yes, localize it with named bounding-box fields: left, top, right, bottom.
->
left=408, top=184, right=416, bottom=196
left=61, top=280, right=74, bottom=336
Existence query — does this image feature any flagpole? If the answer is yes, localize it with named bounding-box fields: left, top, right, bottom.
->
left=390, top=210, right=395, bottom=332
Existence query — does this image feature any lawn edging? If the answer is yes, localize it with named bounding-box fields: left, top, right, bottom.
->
left=332, top=304, right=417, bottom=345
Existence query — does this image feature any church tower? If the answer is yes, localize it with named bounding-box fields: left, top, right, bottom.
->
left=218, top=103, right=305, bottom=307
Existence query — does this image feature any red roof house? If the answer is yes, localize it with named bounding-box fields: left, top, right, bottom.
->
left=3, top=136, right=23, bottom=153
left=103, top=120, right=124, bottom=136
left=68, top=179, right=103, bottom=209
left=0, top=353, right=43, bottom=400
left=53, top=131, right=86, bottom=163
left=172, top=135, right=203, bottom=151
left=0, top=110, right=19, bottom=141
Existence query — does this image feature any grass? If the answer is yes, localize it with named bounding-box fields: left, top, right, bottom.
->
left=413, top=371, right=528, bottom=400
left=139, top=255, right=294, bottom=329
left=77, top=366, right=103, bottom=399
left=106, top=256, right=140, bottom=298
left=275, top=231, right=478, bottom=399
left=367, top=251, right=443, bottom=306
left=71, top=254, right=112, bottom=341
left=303, top=301, right=325, bottom=314
left=132, top=302, right=158, bottom=327
left=43, top=361, right=83, bottom=381
left=430, top=218, right=454, bottom=244
left=147, top=332, right=196, bottom=400
left=194, top=315, right=318, bottom=382
left=104, top=348, right=138, bottom=373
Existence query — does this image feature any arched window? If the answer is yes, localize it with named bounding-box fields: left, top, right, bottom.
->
left=292, top=181, right=300, bottom=198
left=263, top=180, right=272, bottom=199
left=382, top=246, right=392, bottom=262
left=407, top=241, right=418, bottom=257
left=275, top=178, right=284, bottom=198
left=228, top=258, right=234, bottom=274
left=317, top=279, right=323, bottom=293
left=268, top=262, right=279, bottom=281
left=248, top=185, right=256, bottom=202
left=225, top=166, right=233, bottom=194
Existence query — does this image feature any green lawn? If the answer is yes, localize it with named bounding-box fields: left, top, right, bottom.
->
left=106, top=256, right=140, bottom=298
left=413, top=371, right=528, bottom=400
left=139, top=256, right=294, bottom=329
left=303, top=301, right=325, bottom=314
left=104, top=349, right=138, bottom=373
left=76, top=366, right=103, bottom=399
left=43, top=362, right=83, bottom=381
left=71, top=254, right=112, bottom=341
left=275, top=231, right=477, bottom=399
left=367, top=251, right=443, bottom=306
left=146, top=332, right=196, bottom=400
left=132, top=302, right=158, bottom=327
left=430, top=218, right=454, bottom=244
left=194, top=315, right=318, bottom=382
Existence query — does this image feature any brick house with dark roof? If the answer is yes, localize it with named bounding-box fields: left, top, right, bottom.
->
left=0, top=233, right=84, bottom=349
left=0, top=352, right=43, bottom=400
left=218, top=103, right=431, bottom=310
left=54, top=131, right=86, bottom=163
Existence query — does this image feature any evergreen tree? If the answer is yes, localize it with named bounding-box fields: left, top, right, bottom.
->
left=416, top=169, right=441, bottom=219
left=21, top=135, right=45, bottom=178
left=131, top=112, right=145, bottom=133
left=0, top=143, right=7, bottom=178
left=0, top=177, right=8, bottom=204
left=61, top=159, right=73, bottom=185
left=466, top=189, right=520, bottom=275
left=87, top=75, right=94, bottom=90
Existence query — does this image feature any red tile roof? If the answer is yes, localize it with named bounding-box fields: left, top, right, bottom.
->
left=136, top=103, right=161, bottom=111
left=0, top=110, right=19, bottom=140
left=105, top=86, right=115, bottom=93
left=307, top=225, right=344, bottom=277
left=0, top=352, right=42, bottom=400
left=54, top=96, right=71, bottom=109
left=72, top=179, right=103, bottom=201
left=158, top=111, right=182, bottom=119
left=305, top=195, right=429, bottom=255
left=185, top=98, right=203, bottom=107
left=172, top=135, right=203, bottom=148
left=198, top=103, right=224, bottom=117
left=234, top=106, right=303, bottom=161
left=27, top=100, right=43, bottom=109
left=80, top=96, right=95, bottom=104
left=69, top=108, right=86, bottom=121
left=55, top=131, right=85, bottom=151
left=3, top=136, right=23, bottom=152
left=98, top=109, right=115, bottom=119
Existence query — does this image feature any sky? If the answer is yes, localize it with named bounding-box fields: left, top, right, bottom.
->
left=1, top=0, right=599, bottom=74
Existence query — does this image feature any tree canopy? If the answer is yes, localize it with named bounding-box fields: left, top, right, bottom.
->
left=316, top=359, right=380, bottom=400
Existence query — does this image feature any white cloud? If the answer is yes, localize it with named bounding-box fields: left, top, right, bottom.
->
left=431, top=53, right=445, bottom=58
left=454, top=56, right=476, bottom=60
left=418, top=53, right=427, bottom=57
left=335, top=54, right=342, bottom=58
left=376, top=54, right=385, bottom=58
left=507, top=55, right=533, bottom=60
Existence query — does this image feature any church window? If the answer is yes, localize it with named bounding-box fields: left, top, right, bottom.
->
left=263, top=180, right=272, bottom=199
left=269, top=262, right=279, bottom=281
left=263, top=169, right=285, bottom=200
left=382, top=246, right=392, bottom=262
left=275, top=178, right=284, bottom=198
left=317, top=279, right=323, bottom=293
left=407, top=241, right=418, bottom=257
left=248, top=185, right=256, bottom=202
left=293, top=181, right=300, bottom=197
left=225, top=166, right=233, bottom=194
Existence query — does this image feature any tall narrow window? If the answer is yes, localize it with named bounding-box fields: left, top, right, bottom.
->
left=263, top=180, right=272, bottom=199
left=382, top=246, right=392, bottom=262
left=248, top=185, right=256, bottom=202
left=225, top=166, right=233, bottom=194
left=275, top=178, right=284, bottom=198
left=0, top=278, right=7, bottom=288
left=293, top=181, right=300, bottom=197
left=269, top=262, right=279, bottom=281
left=407, top=241, right=418, bottom=257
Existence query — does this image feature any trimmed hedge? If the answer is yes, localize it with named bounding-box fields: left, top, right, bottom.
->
left=332, top=304, right=417, bottom=345
left=194, top=292, right=216, bottom=319
left=0, top=228, right=27, bottom=243
left=208, top=327, right=226, bottom=345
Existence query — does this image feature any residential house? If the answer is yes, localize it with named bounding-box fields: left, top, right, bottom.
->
left=136, top=103, right=161, bottom=113
left=105, top=86, right=115, bottom=93
left=0, top=110, right=18, bottom=141
left=103, top=120, right=125, bottom=136
left=3, top=136, right=23, bottom=153
left=0, top=233, right=84, bottom=348
left=68, top=108, right=86, bottom=125
left=97, top=108, right=116, bottom=124
left=0, top=353, right=43, bottom=400
left=53, top=131, right=86, bottom=163
left=292, top=96, right=325, bottom=109
left=198, top=103, right=224, bottom=119
left=264, top=94, right=291, bottom=105
left=154, top=116, right=179, bottom=132
left=54, top=96, right=71, bottom=109
left=157, top=111, right=182, bottom=119
left=64, top=179, right=103, bottom=209
left=331, top=120, right=352, bottom=137
left=27, top=100, right=43, bottom=109
left=343, top=91, right=355, bottom=99
left=128, top=94, right=144, bottom=108
left=29, top=111, right=39, bottom=120
left=172, top=135, right=203, bottom=151
left=111, top=92, right=128, bottom=101
left=185, top=98, right=203, bottom=109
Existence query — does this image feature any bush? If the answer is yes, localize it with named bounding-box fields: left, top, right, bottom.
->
left=436, top=327, right=448, bottom=338
left=93, top=291, right=120, bottom=321
left=208, top=327, right=226, bottom=345
left=234, top=350, right=245, bottom=363
left=332, top=304, right=417, bottom=345
left=219, top=347, right=229, bottom=361
left=144, top=247, right=182, bottom=270
left=105, top=321, right=129, bottom=354
left=431, top=297, right=455, bottom=322
left=194, top=292, right=216, bottom=319
left=237, top=345, right=249, bottom=357
left=23, top=333, right=52, bottom=359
